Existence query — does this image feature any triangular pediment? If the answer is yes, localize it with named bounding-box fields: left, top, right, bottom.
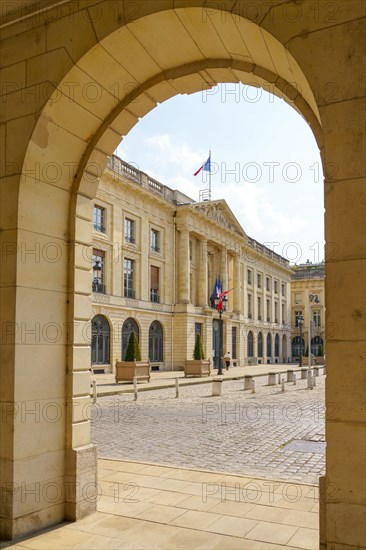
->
left=190, top=200, right=247, bottom=238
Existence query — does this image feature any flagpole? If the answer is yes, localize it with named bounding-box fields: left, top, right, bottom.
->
left=209, top=149, right=211, bottom=199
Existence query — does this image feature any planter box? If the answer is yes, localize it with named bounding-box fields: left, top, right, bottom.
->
left=184, top=359, right=211, bottom=377
left=115, top=360, right=151, bottom=383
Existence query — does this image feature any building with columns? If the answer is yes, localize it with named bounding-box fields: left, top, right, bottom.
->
left=290, top=262, right=326, bottom=360
left=91, top=155, right=292, bottom=372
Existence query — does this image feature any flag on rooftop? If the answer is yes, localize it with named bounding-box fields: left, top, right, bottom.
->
left=193, top=155, right=211, bottom=176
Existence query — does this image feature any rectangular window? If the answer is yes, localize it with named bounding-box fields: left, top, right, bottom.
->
left=282, top=303, right=285, bottom=324
left=124, top=258, right=135, bottom=298
left=295, top=293, right=302, bottom=305
left=257, top=296, right=262, bottom=320
left=189, top=240, right=193, bottom=261
left=274, top=302, right=278, bottom=323
left=257, top=273, right=261, bottom=288
left=232, top=326, right=237, bottom=359
left=266, top=277, right=270, bottom=291
left=151, top=228, right=160, bottom=252
left=93, top=206, right=105, bottom=233
left=295, top=311, right=303, bottom=327
left=92, top=249, right=105, bottom=293
left=313, top=310, right=321, bottom=327
left=266, top=299, right=270, bottom=322
left=282, top=283, right=285, bottom=297
left=247, top=269, right=252, bottom=285
left=124, top=218, right=135, bottom=243
left=274, top=280, right=278, bottom=294
left=195, top=323, right=203, bottom=338
left=150, top=265, right=160, bottom=302
left=247, top=294, right=252, bottom=318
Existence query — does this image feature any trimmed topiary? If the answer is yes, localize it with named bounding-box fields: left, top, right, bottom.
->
left=193, top=333, right=205, bottom=360
left=124, top=331, right=141, bottom=361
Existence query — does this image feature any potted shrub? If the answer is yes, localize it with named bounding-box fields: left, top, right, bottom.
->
left=184, top=333, right=211, bottom=377
left=115, top=331, right=151, bottom=383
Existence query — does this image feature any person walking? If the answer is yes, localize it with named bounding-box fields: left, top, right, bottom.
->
left=223, top=351, right=231, bottom=371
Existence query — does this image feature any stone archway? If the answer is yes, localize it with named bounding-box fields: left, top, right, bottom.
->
left=0, top=2, right=364, bottom=547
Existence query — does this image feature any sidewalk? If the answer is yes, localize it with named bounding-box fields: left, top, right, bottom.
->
left=1, top=459, right=319, bottom=550
left=92, top=363, right=317, bottom=397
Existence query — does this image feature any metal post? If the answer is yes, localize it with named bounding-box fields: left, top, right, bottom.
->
left=175, top=377, right=179, bottom=398
left=299, top=319, right=303, bottom=368
left=251, top=379, right=256, bottom=393
left=308, top=295, right=312, bottom=377
left=293, top=373, right=297, bottom=385
left=281, top=378, right=285, bottom=392
left=92, top=380, right=97, bottom=404
left=217, top=313, right=223, bottom=375
left=133, top=377, right=138, bottom=400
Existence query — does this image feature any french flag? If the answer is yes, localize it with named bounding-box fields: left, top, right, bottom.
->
left=193, top=155, right=211, bottom=176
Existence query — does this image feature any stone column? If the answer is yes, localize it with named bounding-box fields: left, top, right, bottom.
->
left=178, top=228, right=190, bottom=303
left=221, top=246, right=228, bottom=290
left=233, top=255, right=241, bottom=313
left=198, top=238, right=208, bottom=307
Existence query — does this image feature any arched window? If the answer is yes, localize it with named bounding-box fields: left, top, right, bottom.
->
left=122, top=318, right=139, bottom=360
left=91, top=315, right=110, bottom=364
left=292, top=336, right=305, bottom=358
left=275, top=334, right=279, bottom=356
left=257, top=332, right=263, bottom=357
left=247, top=331, right=254, bottom=357
left=149, top=321, right=163, bottom=362
left=267, top=333, right=272, bottom=357
left=311, top=335, right=323, bottom=356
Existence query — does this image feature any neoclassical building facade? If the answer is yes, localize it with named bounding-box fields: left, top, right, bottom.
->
left=91, top=155, right=292, bottom=372
left=291, top=262, right=326, bottom=359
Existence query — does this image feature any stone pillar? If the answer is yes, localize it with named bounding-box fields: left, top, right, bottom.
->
left=233, top=255, right=241, bottom=313
left=197, top=238, right=208, bottom=307
left=178, top=228, right=190, bottom=303
left=221, top=246, right=228, bottom=290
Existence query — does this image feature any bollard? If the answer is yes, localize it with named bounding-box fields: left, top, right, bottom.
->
left=251, top=379, right=256, bottom=393
left=307, top=370, right=313, bottom=390
left=244, top=375, right=253, bottom=390
left=301, top=368, right=308, bottom=380
left=175, top=377, right=179, bottom=398
left=92, top=380, right=97, bottom=404
left=313, top=366, right=320, bottom=377
left=281, top=378, right=285, bottom=392
left=268, top=372, right=277, bottom=386
left=133, top=377, right=138, bottom=401
left=323, top=365, right=326, bottom=376
left=212, top=378, right=222, bottom=397
left=313, top=375, right=317, bottom=387
left=293, top=373, right=297, bottom=385
left=287, top=370, right=294, bottom=383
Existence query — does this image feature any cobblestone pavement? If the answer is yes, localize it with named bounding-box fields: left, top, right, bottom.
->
left=91, top=374, right=326, bottom=484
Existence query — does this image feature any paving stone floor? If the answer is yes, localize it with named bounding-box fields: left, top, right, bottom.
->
left=92, top=374, right=325, bottom=484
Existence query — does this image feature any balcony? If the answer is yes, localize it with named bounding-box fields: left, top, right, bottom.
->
left=124, top=288, right=136, bottom=299
left=150, top=289, right=160, bottom=303
left=92, top=280, right=106, bottom=294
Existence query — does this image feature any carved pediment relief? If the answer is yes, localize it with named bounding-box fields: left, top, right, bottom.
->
left=191, top=201, right=246, bottom=238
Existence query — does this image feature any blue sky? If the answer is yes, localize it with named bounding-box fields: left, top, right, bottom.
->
left=116, top=84, right=324, bottom=264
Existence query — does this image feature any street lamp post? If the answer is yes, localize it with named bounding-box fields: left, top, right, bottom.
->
left=308, top=294, right=320, bottom=389
left=297, top=314, right=304, bottom=367
left=213, top=294, right=228, bottom=375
